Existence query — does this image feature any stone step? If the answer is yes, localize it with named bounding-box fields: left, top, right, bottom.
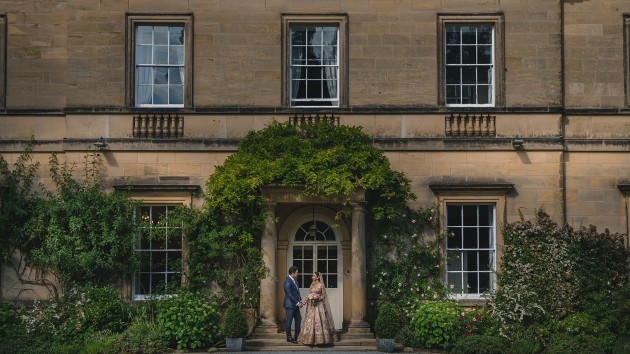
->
left=245, top=338, right=377, bottom=351
left=250, top=331, right=374, bottom=340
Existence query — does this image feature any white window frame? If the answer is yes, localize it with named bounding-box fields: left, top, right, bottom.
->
left=133, top=204, right=183, bottom=300
left=438, top=15, right=505, bottom=108
left=282, top=15, right=348, bottom=108
left=126, top=15, right=193, bottom=109
left=445, top=203, right=496, bottom=299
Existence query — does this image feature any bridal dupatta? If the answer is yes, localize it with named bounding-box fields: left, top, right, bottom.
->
left=297, top=280, right=335, bottom=345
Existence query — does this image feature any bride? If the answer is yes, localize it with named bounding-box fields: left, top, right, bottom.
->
left=297, top=271, right=336, bottom=346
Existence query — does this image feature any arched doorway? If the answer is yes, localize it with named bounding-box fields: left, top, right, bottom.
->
left=287, top=210, right=343, bottom=328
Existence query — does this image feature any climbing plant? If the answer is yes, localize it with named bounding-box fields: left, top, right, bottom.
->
left=179, top=121, right=417, bottom=308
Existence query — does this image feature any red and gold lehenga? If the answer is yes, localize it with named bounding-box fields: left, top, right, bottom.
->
left=297, top=281, right=335, bottom=346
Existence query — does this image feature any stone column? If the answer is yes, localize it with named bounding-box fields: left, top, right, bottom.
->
left=259, top=203, right=278, bottom=327
left=349, top=202, right=369, bottom=328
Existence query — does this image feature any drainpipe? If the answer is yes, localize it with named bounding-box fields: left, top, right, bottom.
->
left=560, top=0, right=568, bottom=224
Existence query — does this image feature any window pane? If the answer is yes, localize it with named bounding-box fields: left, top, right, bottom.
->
left=479, top=227, right=491, bottom=248
left=477, top=67, right=490, bottom=84
left=463, top=227, right=478, bottom=248
left=153, top=45, right=168, bottom=65
left=292, top=46, right=306, bottom=65
left=446, top=26, right=461, bottom=44
left=447, top=228, right=462, bottom=249
left=478, top=45, right=492, bottom=64
left=462, top=67, right=476, bottom=84
left=463, top=205, right=477, bottom=225
left=462, top=85, right=475, bottom=104
left=136, top=46, right=152, bottom=64
left=136, top=86, right=151, bottom=105
left=465, top=251, right=478, bottom=271
left=307, top=47, right=322, bottom=65
left=479, top=205, right=494, bottom=226
left=466, top=272, right=478, bottom=293
left=477, top=26, right=492, bottom=44
left=317, top=260, right=327, bottom=273
left=169, top=68, right=183, bottom=85
left=169, top=46, right=184, bottom=65
left=479, top=272, right=491, bottom=293
left=479, top=250, right=492, bottom=271
left=327, top=275, right=338, bottom=288
left=169, top=86, right=183, bottom=105
left=461, top=27, right=476, bottom=44
left=154, top=26, right=169, bottom=44
left=461, top=46, right=476, bottom=64
left=318, top=247, right=327, bottom=260
left=137, top=273, right=150, bottom=295
left=328, top=260, right=337, bottom=273
left=445, top=46, right=460, bottom=64
left=446, top=85, right=460, bottom=104
left=447, top=272, right=463, bottom=293
left=327, top=246, right=337, bottom=259
left=153, top=86, right=168, bottom=105
left=169, top=26, right=184, bottom=45
left=137, top=26, right=153, bottom=44
left=304, top=247, right=313, bottom=260
left=154, top=67, right=168, bottom=84
left=447, top=250, right=462, bottom=269
left=447, top=205, right=462, bottom=225
left=167, top=251, right=182, bottom=272
left=478, top=85, right=491, bottom=104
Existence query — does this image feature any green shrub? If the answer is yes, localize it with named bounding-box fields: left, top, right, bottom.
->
left=545, top=332, right=608, bottom=354
left=611, top=337, right=630, bottom=354
left=409, top=300, right=460, bottom=349
left=451, top=334, right=509, bottom=354
left=222, top=303, right=248, bottom=338
left=108, top=320, right=170, bottom=354
left=374, top=302, right=401, bottom=339
left=81, top=285, right=131, bottom=334
left=0, top=302, right=18, bottom=337
left=544, top=313, right=614, bottom=353
left=156, top=291, right=220, bottom=350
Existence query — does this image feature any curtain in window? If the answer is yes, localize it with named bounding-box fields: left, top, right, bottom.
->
left=136, top=26, right=153, bottom=105
left=322, top=29, right=337, bottom=103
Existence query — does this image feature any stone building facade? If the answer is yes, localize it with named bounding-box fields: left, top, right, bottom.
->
left=1, top=0, right=630, bottom=330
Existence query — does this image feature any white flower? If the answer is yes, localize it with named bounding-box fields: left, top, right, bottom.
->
left=412, top=219, right=416, bottom=224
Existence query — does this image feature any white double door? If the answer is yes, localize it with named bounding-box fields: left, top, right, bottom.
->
left=289, top=242, right=343, bottom=329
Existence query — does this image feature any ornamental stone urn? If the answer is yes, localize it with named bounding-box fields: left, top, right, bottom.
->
left=226, top=338, right=246, bottom=352
left=376, top=338, right=395, bottom=352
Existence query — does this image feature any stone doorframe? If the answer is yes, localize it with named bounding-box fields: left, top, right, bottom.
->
left=258, top=185, right=369, bottom=330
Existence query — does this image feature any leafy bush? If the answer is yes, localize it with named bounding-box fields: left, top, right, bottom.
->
left=490, top=208, right=630, bottom=337
left=26, top=153, right=139, bottom=289
left=156, top=291, right=221, bottom=350
left=370, top=207, right=444, bottom=313
left=374, top=302, right=401, bottom=339
left=108, top=320, right=170, bottom=354
left=409, top=300, right=460, bottom=349
left=81, top=285, right=131, bottom=334
left=222, top=303, right=248, bottom=338
left=545, top=313, right=614, bottom=353
left=451, top=334, right=509, bottom=354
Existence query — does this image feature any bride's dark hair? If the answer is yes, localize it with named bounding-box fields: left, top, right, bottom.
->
left=314, top=271, right=321, bottom=281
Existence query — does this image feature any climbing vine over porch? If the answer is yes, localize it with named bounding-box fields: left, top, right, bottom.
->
left=180, top=121, right=421, bottom=307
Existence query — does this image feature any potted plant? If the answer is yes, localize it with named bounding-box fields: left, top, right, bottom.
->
left=222, top=303, right=249, bottom=352
left=374, top=302, right=400, bottom=352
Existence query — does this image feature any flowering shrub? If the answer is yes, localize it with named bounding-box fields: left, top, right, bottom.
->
left=370, top=206, right=445, bottom=314
left=490, top=208, right=630, bottom=336
left=374, top=302, right=402, bottom=339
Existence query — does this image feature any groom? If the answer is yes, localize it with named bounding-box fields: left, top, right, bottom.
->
left=283, top=266, right=303, bottom=343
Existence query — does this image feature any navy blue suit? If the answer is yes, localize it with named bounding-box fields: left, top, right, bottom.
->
left=283, top=275, right=302, bottom=339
